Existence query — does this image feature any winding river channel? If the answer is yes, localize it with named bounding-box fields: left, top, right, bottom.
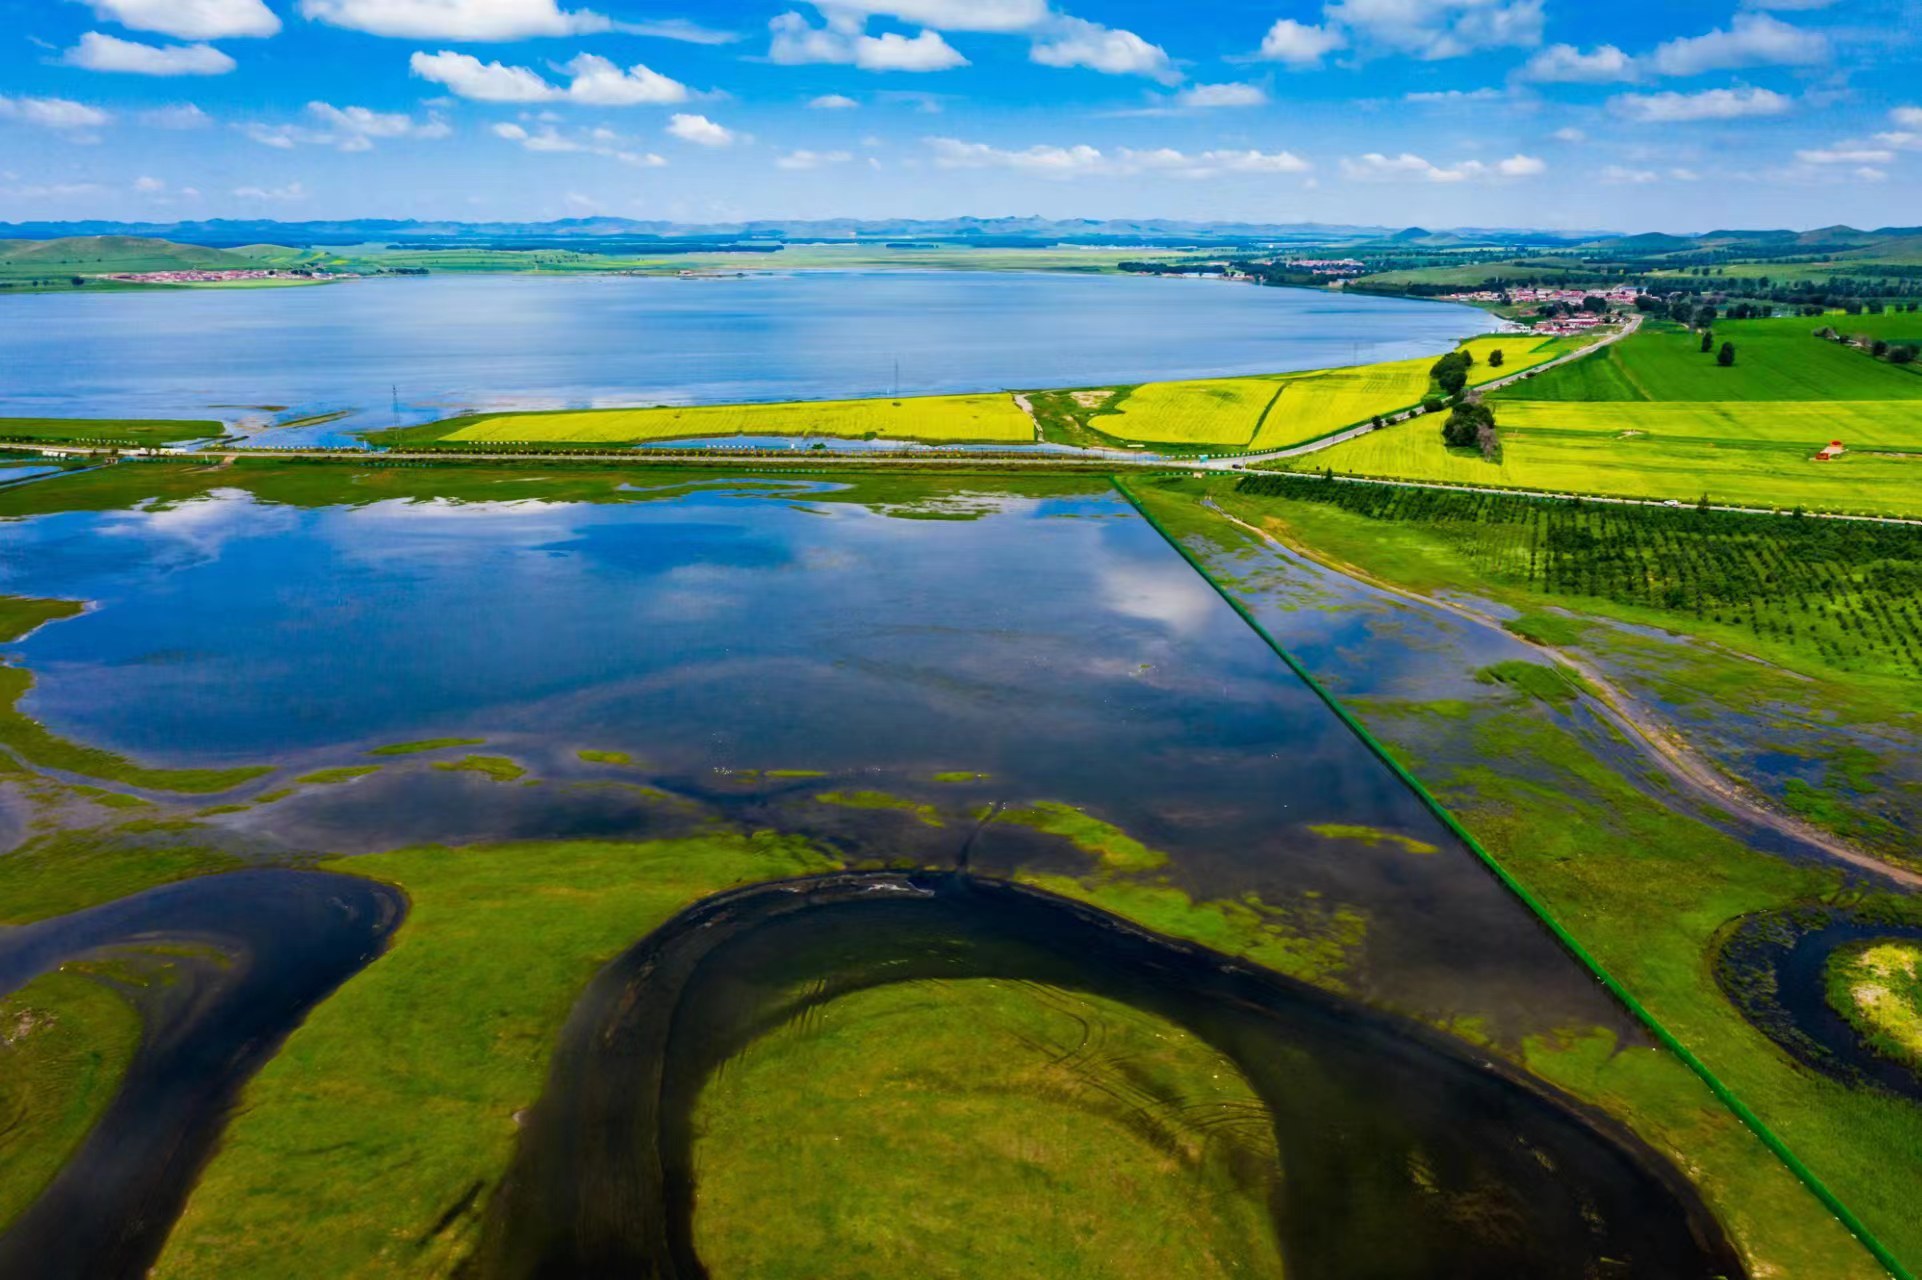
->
left=483, top=871, right=1743, bottom=1279
left=0, top=871, right=402, bottom=1277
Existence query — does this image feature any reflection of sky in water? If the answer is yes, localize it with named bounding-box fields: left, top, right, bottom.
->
left=0, top=481, right=1625, bottom=1035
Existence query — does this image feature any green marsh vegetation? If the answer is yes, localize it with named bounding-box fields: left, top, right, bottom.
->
left=1129, top=477, right=1918, bottom=1275
left=368, top=738, right=486, bottom=757
left=814, top=789, right=945, bottom=827
left=691, top=978, right=1283, bottom=1280
left=575, top=749, right=636, bottom=765
left=995, top=801, right=1168, bottom=872
left=153, top=834, right=838, bottom=1280
left=1828, top=941, right=1922, bottom=1072
left=0, top=969, right=142, bottom=1230
left=431, top=755, right=526, bottom=783
left=0, top=418, right=221, bottom=446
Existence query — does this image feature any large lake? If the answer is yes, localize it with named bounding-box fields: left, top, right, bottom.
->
left=0, top=271, right=1499, bottom=443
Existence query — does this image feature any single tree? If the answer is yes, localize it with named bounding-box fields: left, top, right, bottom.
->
left=1488, top=348, right=1505, bottom=368
left=1718, top=341, right=1736, bottom=367
left=1442, top=400, right=1495, bottom=450
left=1700, top=330, right=1715, bottom=353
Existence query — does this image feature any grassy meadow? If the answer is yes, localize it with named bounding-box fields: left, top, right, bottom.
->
left=0, top=970, right=142, bottom=1231
left=692, top=978, right=1283, bottom=1280
left=0, top=418, right=222, bottom=446
left=1828, top=942, right=1922, bottom=1071
left=153, top=834, right=840, bottom=1280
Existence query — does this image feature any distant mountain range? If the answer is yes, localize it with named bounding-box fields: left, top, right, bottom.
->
left=0, top=216, right=1629, bottom=249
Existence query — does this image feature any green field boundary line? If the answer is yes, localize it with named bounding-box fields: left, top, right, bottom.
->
left=1108, top=473, right=1913, bottom=1280
left=1244, top=382, right=1293, bottom=450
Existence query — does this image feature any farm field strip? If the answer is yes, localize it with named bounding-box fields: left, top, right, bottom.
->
left=437, top=393, right=1036, bottom=445
left=1286, top=418, right=1922, bottom=516
left=1100, top=377, right=1286, bottom=446
left=1502, top=321, right=1922, bottom=403
left=1494, top=400, right=1922, bottom=450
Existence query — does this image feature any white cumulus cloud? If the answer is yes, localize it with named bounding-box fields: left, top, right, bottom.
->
left=300, top=0, right=612, bottom=39
left=242, top=101, right=450, bottom=151
left=557, top=53, right=691, bottom=105
left=82, top=0, right=279, bottom=39
left=1030, top=17, right=1180, bottom=83
left=1610, top=86, right=1792, bottom=122
left=809, top=0, right=1049, bottom=32
left=0, top=95, right=114, bottom=129
left=1323, top=0, right=1544, bottom=61
left=493, top=121, right=666, bottom=165
left=409, top=50, right=691, bottom=104
left=1340, top=150, right=1544, bottom=182
left=233, top=181, right=308, bottom=200
left=1797, top=144, right=1895, bottom=165
left=666, top=113, right=737, bottom=146
left=1647, top=14, right=1828, bottom=77
left=1518, top=43, right=1636, bottom=83
left=769, top=11, right=968, bottom=71
left=1257, top=18, right=1346, bottom=66
left=808, top=93, right=860, bottom=109
left=139, top=102, right=213, bottom=128
left=64, top=32, right=236, bottom=75
left=926, top=137, right=1309, bottom=179
left=1175, top=83, right=1269, bottom=108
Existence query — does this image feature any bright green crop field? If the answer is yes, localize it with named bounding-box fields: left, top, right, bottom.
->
left=1500, top=319, right=1922, bottom=403
left=1285, top=416, right=1922, bottom=514
left=1493, top=400, right=1922, bottom=451
left=403, top=393, right=1036, bottom=446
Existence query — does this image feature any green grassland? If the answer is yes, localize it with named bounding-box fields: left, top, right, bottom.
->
left=0, top=418, right=222, bottom=446
left=691, top=978, right=1283, bottom=1280
left=376, top=392, right=1035, bottom=447
left=1501, top=319, right=1922, bottom=402
left=1492, top=399, right=1922, bottom=451
left=1126, top=478, right=1917, bottom=1276
left=1293, top=319, right=1922, bottom=513
left=1283, top=416, right=1922, bottom=515
left=0, top=236, right=256, bottom=289
left=1827, top=942, right=1922, bottom=1071
left=351, top=242, right=1146, bottom=277
left=153, top=834, right=840, bottom=1280
left=0, top=969, right=142, bottom=1231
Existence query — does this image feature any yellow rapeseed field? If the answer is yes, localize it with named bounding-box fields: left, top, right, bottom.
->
left=441, top=393, right=1036, bottom=445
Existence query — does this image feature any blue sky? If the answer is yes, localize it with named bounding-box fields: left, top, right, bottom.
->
left=1, top=0, right=1918, bottom=230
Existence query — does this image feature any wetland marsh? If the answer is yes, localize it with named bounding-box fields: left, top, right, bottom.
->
left=0, top=465, right=1802, bottom=1278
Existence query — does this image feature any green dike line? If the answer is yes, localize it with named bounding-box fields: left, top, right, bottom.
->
left=1108, top=473, right=1910, bottom=1280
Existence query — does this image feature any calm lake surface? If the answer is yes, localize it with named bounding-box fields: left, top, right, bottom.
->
left=2, top=476, right=1609, bottom=1035
left=0, top=272, right=1500, bottom=443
